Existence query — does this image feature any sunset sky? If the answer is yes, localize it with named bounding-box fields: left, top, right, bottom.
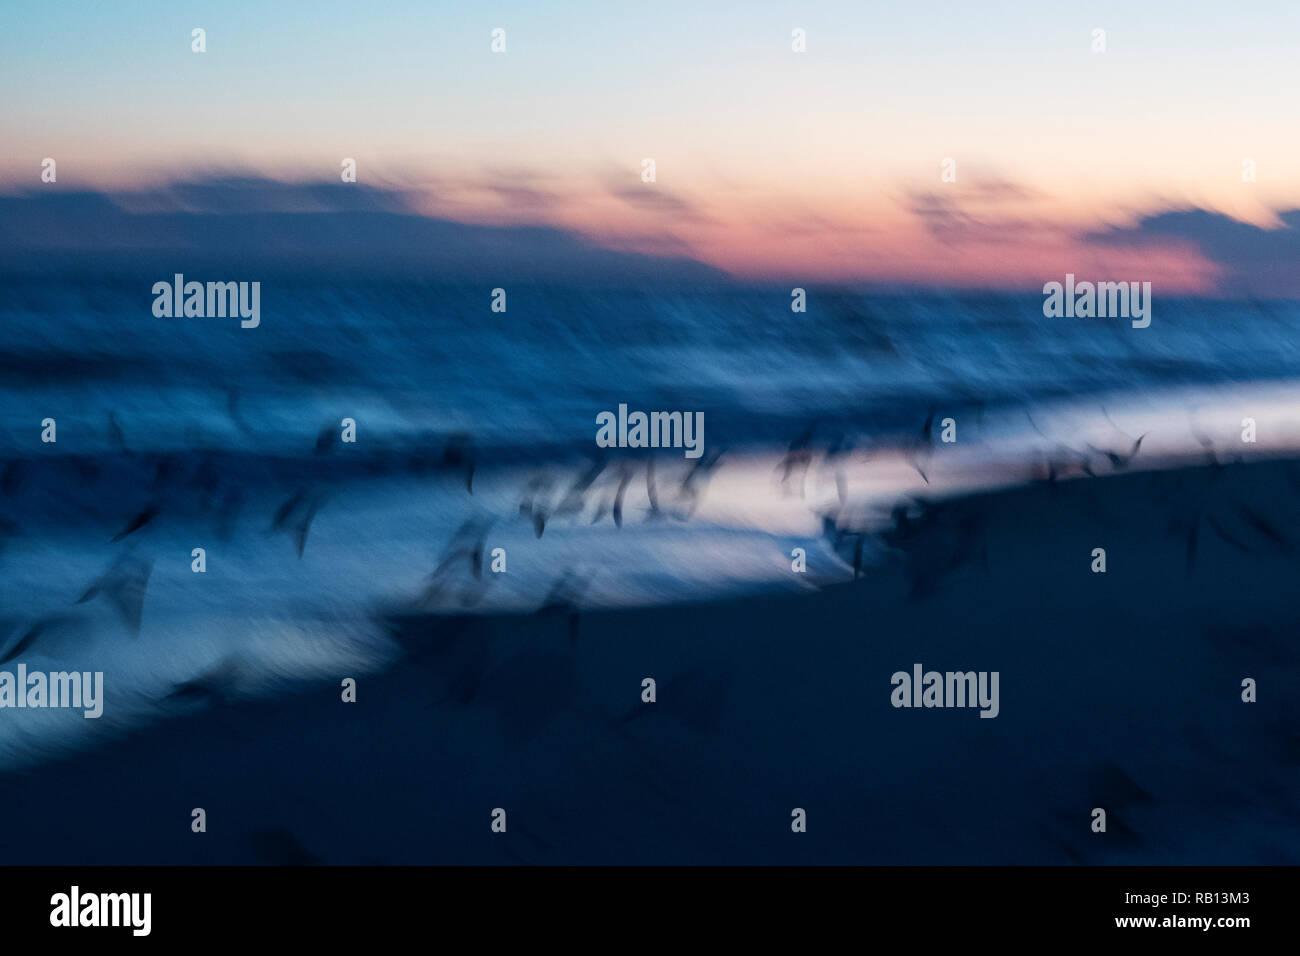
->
left=3, top=0, right=1298, bottom=288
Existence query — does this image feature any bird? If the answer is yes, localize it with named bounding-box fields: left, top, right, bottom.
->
left=313, top=424, right=337, bottom=456
left=270, top=488, right=321, bottom=557
left=110, top=505, right=158, bottom=542
left=1239, top=505, right=1290, bottom=553
left=0, top=615, right=85, bottom=664
left=1089, top=433, right=1147, bottom=470
left=225, top=386, right=253, bottom=435
left=908, top=407, right=940, bottom=483
left=776, top=424, right=816, bottom=495
left=518, top=475, right=553, bottom=538
left=674, top=448, right=723, bottom=518
left=0, top=622, right=46, bottom=665
left=440, top=433, right=476, bottom=494
left=554, top=461, right=605, bottom=518
left=2, top=460, right=26, bottom=497
left=107, top=411, right=128, bottom=454
left=644, top=459, right=664, bottom=521
left=921, top=407, right=936, bottom=444
left=539, top=570, right=588, bottom=644
left=1205, top=515, right=1251, bottom=553
left=611, top=466, right=633, bottom=528
left=417, top=517, right=494, bottom=606
left=75, top=554, right=153, bottom=633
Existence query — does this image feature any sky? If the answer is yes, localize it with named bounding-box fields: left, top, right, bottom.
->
left=2, top=1, right=1298, bottom=289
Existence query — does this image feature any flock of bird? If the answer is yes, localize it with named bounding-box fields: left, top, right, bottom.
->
left=3, top=398, right=1294, bottom=715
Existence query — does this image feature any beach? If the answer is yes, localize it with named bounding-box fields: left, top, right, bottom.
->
left=1, top=451, right=1296, bottom=864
